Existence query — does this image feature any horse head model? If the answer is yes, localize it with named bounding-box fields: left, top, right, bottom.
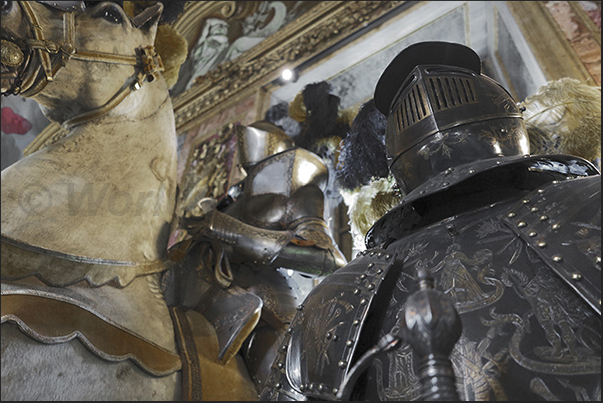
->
left=1, top=1, right=255, bottom=400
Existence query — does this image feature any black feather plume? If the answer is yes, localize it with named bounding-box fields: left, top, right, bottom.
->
left=336, top=99, right=389, bottom=190
left=296, top=81, right=349, bottom=152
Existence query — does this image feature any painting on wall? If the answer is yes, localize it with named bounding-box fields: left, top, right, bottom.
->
left=170, top=1, right=321, bottom=96
left=178, top=124, right=239, bottom=209
left=169, top=121, right=247, bottom=248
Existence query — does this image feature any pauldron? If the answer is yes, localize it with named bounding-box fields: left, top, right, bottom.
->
left=260, top=248, right=396, bottom=400
left=501, top=175, right=601, bottom=315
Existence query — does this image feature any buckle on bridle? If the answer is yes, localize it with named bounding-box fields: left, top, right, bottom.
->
left=140, top=46, right=164, bottom=83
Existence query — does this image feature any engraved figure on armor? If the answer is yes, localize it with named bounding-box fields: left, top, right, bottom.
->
left=165, top=120, right=348, bottom=393
left=259, top=42, right=601, bottom=401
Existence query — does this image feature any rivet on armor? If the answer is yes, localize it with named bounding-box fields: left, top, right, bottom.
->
left=522, top=199, right=530, bottom=204
left=442, top=182, right=449, bottom=187
left=528, top=231, right=537, bottom=237
left=353, top=288, right=361, bottom=295
left=333, top=335, right=339, bottom=341
left=571, top=273, right=582, bottom=281
left=319, top=384, right=327, bottom=393
left=277, top=362, right=284, bottom=369
left=356, top=252, right=363, bottom=258
left=596, top=257, right=601, bottom=264
left=346, top=340, right=354, bottom=346
left=275, top=383, right=282, bottom=389
left=530, top=207, right=539, bottom=212
left=496, top=161, right=502, bottom=165
left=281, top=345, right=288, bottom=352
left=377, top=252, right=383, bottom=258
left=517, top=221, right=527, bottom=228
left=326, top=332, right=332, bottom=339
left=552, top=180, right=559, bottom=184
left=552, top=223, right=562, bottom=230
left=540, top=215, right=549, bottom=221
left=367, top=284, right=375, bottom=291
left=469, top=169, right=475, bottom=174
left=338, top=361, right=347, bottom=368
left=309, top=383, right=315, bottom=390
left=377, top=268, right=383, bottom=274
left=507, top=212, right=516, bottom=218
left=297, top=304, right=304, bottom=310
left=360, top=299, right=368, bottom=305
left=369, top=251, right=375, bottom=256
left=287, top=327, right=293, bottom=333
left=299, top=384, right=305, bottom=391
left=360, top=274, right=367, bottom=279
left=537, top=242, right=547, bottom=248
left=333, top=388, right=339, bottom=395
left=385, top=254, right=392, bottom=260
left=353, top=319, right=360, bottom=326
left=538, top=189, right=545, bottom=194
left=367, top=262, right=375, bottom=268
left=553, top=255, right=563, bottom=262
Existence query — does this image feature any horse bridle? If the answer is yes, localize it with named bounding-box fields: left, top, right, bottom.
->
left=2, top=1, right=164, bottom=127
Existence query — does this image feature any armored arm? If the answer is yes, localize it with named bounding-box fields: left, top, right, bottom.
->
left=184, top=181, right=347, bottom=275
left=183, top=200, right=295, bottom=267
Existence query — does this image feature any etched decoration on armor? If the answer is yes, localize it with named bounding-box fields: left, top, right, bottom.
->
left=373, top=344, right=421, bottom=401
left=449, top=335, right=508, bottom=401
left=501, top=267, right=600, bottom=371
left=430, top=244, right=504, bottom=314
left=259, top=41, right=601, bottom=402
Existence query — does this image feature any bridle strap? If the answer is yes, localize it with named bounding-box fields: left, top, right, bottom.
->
left=61, top=71, right=145, bottom=129
left=15, top=2, right=164, bottom=128
left=20, top=1, right=54, bottom=82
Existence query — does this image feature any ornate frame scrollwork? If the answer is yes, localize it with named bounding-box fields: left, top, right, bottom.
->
left=171, top=1, right=406, bottom=133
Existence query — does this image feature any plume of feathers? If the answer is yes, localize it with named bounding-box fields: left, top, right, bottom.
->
left=289, top=81, right=350, bottom=154
left=340, top=175, right=401, bottom=251
left=334, top=99, right=400, bottom=250
left=520, top=78, right=601, bottom=161
left=336, top=99, right=389, bottom=191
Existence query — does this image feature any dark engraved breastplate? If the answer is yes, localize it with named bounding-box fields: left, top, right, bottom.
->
left=260, top=174, right=601, bottom=401
left=363, top=180, right=601, bottom=401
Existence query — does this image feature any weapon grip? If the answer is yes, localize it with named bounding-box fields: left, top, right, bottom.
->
left=400, top=268, right=462, bottom=401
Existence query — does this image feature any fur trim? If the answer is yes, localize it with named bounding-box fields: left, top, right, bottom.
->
left=122, top=1, right=188, bottom=89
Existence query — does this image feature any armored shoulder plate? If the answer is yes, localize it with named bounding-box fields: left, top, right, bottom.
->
left=260, top=248, right=396, bottom=400
left=245, top=148, right=328, bottom=198
left=502, top=175, right=601, bottom=315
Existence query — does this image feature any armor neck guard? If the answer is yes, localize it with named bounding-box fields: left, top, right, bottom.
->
left=366, top=154, right=599, bottom=248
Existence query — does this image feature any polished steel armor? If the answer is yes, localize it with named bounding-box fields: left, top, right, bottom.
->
left=237, top=120, right=296, bottom=170
left=260, top=42, right=601, bottom=401
left=169, top=121, right=347, bottom=392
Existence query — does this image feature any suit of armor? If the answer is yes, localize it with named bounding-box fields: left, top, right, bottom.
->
left=167, top=120, right=347, bottom=393
left=259, top=42, right=601, bottom=401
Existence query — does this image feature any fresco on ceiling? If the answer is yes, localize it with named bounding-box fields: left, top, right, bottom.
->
left=170, top=1, right=320, bottom=97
